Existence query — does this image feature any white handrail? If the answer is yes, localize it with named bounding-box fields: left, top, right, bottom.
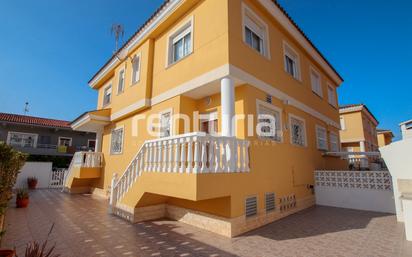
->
left=62, top=152, right=104, bottom=191
left=110, top=133, right=250, bottom=210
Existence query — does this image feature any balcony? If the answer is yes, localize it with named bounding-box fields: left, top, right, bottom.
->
left=111, top=132, right=250, bottom=210
left=69, top=151, right=104, bottom=179
left=8, top=143, right=94, bottom=156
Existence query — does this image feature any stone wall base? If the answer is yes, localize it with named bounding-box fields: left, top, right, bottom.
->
left=112, top=195, right=315, bottom=237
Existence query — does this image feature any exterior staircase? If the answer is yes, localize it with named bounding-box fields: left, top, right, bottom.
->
left=109, top=132, right=250, bottom=221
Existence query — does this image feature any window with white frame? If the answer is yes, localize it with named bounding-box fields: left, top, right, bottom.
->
left=340, top=117, right=346, bottom=130
left=283, top=42, right=300, bottom=80
left=289, top=115, right=306, bottom=147
left=103, top=85, right=112, bottom=106
left=329, top=132, right=339, bottom=152
left=160, top=111, right=172, bottom=138
left=316, top=125, right=328, bottom=150
left=256, top=101, right=282, bottom=141
left=58, top=137, right=72, bottom=147
left=111, top=127, right=124, bottom=154
left=327, top=85, right=337, bottom=106
left=7, top=132, right=38, bottom=148
left=117, top=69, right=125, bottom=94
left=131, top=54, right=141, bottom=85
left=310, top=68, right=322, bottom=97
left=243, top=4, right=269, bottom=57
left=167, top=18, right=193, bottom=65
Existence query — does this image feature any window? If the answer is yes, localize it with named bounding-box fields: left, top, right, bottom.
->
left=245, top=196, right=257, bottom=218
left=117, top=69, right=125, bottom=94
left=283, top=42, right=300, bottom=80
left=111, top=127, right=124, bottom=154
left=103, top=85, right=112, bottom=106
left=88, top=139, right=96, bottom=150
left=7, top=132, right=38, bottom=148
left=160, top=111, right=172, bottom=138
left=340, top=117, right=346, bottom=130
left=289, top=115, right=306, bottom=147
left=256, top=101, right=282, bottom=142
left=242, top=5, right=269, bottom=57
left=316, top=125, right=328, bottom=150
left=265, top=193, right=275, bottom=213
left=327, top=85, right=337, bottom=106
left=310, top=68, right=322, bottom=97
left=58, top=137, right=72, bottom=147
left=39, top=135, right=51, bottom=145
left=131, top=54, right=141, bottom=85
left=167, top=18, right=193, bottom=66
left=329, top=132, right=339, bottom=152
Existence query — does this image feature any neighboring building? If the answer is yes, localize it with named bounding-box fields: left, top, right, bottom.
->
left=64, top=0, right=345, bottom=237
left=339, top=104, right=379, bottom=153
left=377, top=129, right=394, bottom=148
left=380, top=120, right=412, bottom=241
left=400, top=119, right=412, bottom=140
left=0, top=112, right=96, bottom=166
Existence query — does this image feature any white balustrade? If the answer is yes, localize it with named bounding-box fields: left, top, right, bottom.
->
left=110, top=132, right=251, bottom=209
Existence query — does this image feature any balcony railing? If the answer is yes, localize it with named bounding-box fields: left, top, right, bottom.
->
left=111, top=132, right=250, bottom=206
left=72, top=151, right=104, bottom=168
left=324, top=151, right=387, bottom=171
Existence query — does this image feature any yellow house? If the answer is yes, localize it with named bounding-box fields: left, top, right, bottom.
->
left=339, top=104, right=379, bottom=152
left=377, top=129, right=394, bottom=148
left=64, top=0, right=345, bottom=237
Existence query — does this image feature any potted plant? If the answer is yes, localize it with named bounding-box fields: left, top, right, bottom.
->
left=27, top=177, right=38, bottom=190
left=16, top=189, right=29, bottom=208
left=0, top=249, right=15, bottom=257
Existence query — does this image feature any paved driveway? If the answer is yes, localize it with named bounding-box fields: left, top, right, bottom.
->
left=2, top=190, right=411, bottom=257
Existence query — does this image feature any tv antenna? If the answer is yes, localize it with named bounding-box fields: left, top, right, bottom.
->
left=111, top=24, right=125, bottom=52
left=24, top=102, right=29, bottom=115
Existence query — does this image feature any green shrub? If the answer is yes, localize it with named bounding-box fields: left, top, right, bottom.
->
left=0, top=142, right=27, bottom=240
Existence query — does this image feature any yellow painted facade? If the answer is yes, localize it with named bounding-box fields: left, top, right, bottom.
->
left=67, top=0, right=345, bottom=236
left=377, top=130, right=394, bottom=148
left=339, top=104, right=379, bottom=153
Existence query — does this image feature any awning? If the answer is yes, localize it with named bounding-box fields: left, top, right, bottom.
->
left=71, top=109, right=111, bottom=132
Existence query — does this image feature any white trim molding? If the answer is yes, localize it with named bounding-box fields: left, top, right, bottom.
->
left=242, top=2, right=271, bottom=59
left=288, top=113, right=307, bottom=147
left=89, top=0, right=183, bottom=88
left=283, top=41, right=301, bottom=81
left=131, top=52, right=142, bottom=86
left=256, top=99, right=283, bottom=142
left=165, top=15, right=194, bottom=68
left=107, top=63, right=340, bottom=129
left=110, top=125, right=125, bottom=155
left=229, top=65, right=340, bottom=129
left=58, top=137, right=73, bottom=147
left=257, top=0, right=342, bottom=85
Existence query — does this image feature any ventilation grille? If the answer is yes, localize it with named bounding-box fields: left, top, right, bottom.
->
left=265, top=193, right=275, bottom=212
left=245, top=196, right=257, bottom=217
left=266, top=94, right=272, bottom=104
left=279, top=194, right=296, bottom=212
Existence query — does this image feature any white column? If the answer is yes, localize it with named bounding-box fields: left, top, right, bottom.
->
left=221, top=77, right=235, bottom=137
left=109, top=173, right=118, bottom=213
left=95, top=129, right=103, bottom=153
left=359, top=140, right=368, bottom=168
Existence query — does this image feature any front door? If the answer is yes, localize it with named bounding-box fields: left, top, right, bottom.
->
left=200, top=112, right=218, bottom=135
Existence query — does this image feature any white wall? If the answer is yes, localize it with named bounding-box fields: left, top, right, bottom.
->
left=315, top=187, right=395, bottom=213
left=314, top=170, right=396, bottom=214
left=15, top=162, right=53, bottom=189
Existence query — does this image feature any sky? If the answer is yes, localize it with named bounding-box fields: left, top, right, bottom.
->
left=0, top=0, right=411, bottom=139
